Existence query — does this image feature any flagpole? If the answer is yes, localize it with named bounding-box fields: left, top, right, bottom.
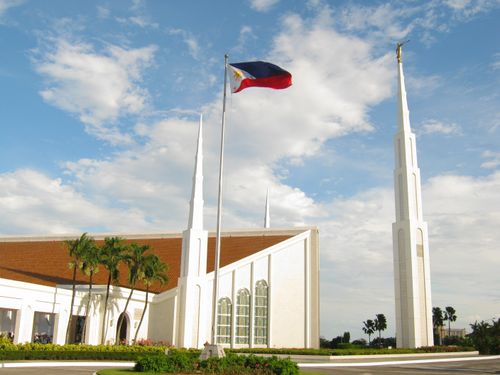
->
left=211, top=53, right=228, bottom=346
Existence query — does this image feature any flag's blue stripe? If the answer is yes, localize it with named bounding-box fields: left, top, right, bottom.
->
left=230, top=61, right=290, bottom=78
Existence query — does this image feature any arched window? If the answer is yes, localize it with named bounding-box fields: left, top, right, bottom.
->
left=235, top=289, right=250, bottom=344
left=254, top=280, right=268, bottom=345
left=216, top=297, right=232, bottom=344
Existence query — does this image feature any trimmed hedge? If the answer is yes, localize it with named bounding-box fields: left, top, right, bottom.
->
left=0, top=340, right=200, bottom=361
left=134, top=352, right=299, bottom=374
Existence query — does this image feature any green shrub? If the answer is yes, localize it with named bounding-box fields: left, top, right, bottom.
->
left=135, top=351, right=198, bottom=373
left=134, top=354, right=170, bottom=372
left=132, top=352, right=298, bottom=374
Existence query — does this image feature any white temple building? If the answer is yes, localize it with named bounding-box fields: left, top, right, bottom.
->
left=0, top=46, right=435, bottom=350
left=0, top=116, right=320, bottom=349
left=392, top=44, right=434, bottom=348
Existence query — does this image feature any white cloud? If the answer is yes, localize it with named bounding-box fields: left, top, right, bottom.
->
left=168, top=28, right=200, bottom=60
left=492, top=52, right=500, bottom=70
left=444, top=0, right=498, bottom=19
left=0, top=0, right=23, bottom=18
left=419, top=119, right=462, bottom=135
left=217, top=11, right=393, bottom=164
left=234, top=25, right=257, bottom=53
left=338, top=2, right=416, bottom=41
left=481, top=150, right=500, bottom=169
left=336, top=1, right=500, bottom=46
left=406, top=74, right=442, bottom=95
left=249, top=0, right=279, bottom=12
left=34, top=38, right=157, bottom=144
left=0, top=169, right=151, bottom=235
left=96, top=5, right=110, bottom=19
left=116, top=15, right=159, bottom=29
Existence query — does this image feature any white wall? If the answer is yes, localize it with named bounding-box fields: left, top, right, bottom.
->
left=201, top=229, right=320, bottom=349
left=0, top=278, right=150, bottom=345
left=149, top=289, right=177, bottom=345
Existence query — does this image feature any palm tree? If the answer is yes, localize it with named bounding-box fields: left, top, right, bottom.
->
left=64, top=233, right=94, bottom=344
left=80, top=240, right=100, bottom=343
left=444, top=306, right=457, bottom=338
left=99, top=237, right=127, bottom=344
left=116, top=243, right=149, bottom=344
left=362, top=319, right=376, bottom=346
left=432, top=307, right=444, bottom=345
left=374, top=313, right=387, bottom=347
left=133, top=254, right=168, bottom=343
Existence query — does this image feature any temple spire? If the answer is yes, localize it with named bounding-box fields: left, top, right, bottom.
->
left=396, top=42, right=411, bottom=133
left=187, top=114, right=204, bottom=230
left=392, top=43, right=434, bottom=348
left=264, top=188, right=270, bottom=228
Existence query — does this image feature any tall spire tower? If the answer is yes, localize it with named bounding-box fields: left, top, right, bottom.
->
left=176, top=114, right=209, bottom=348
left=392, top=43, right=433, bottom=348
left=264, top=188, right=270, bottom=228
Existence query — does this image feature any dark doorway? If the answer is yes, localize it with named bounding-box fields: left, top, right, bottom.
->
left=116, top=313, right=128, bottom=344
left=68, top=315, right=85, bottom=344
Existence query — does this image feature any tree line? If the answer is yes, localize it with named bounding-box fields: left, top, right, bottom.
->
left=64, top=233, right=168, bottom=345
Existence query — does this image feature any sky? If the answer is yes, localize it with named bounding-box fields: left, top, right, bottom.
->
left=1, top=0, right=499, bottom=342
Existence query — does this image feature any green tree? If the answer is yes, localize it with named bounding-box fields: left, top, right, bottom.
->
left=374, top=314, right=387, bottom=347
left=80, top=239, right=100, bottom=343
left=469, top=320, right=495, bottom=354
left=342, top=331, right=350, bottom=344
left=432, top=307, right=444, bottom=345
left=444, top=306, right=457, bottom=338
left=64, top=233, right=94, bottom=344
left=99, top=237, right=127, bottom=344
left=133, top=254, right=168, bottom=342
left=362, top=319, right=375, bottom=345
left=116, top=243, right=149, bottom=344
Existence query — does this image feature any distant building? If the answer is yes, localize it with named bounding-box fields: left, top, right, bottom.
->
left=440, top=328, right=466, bottom=339
left=0, top=117, right=320, bottom=348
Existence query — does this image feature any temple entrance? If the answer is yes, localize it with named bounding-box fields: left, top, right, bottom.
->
left=116, top=313, right=128, bottom=344
left=68, top=315, right=85, bottom=344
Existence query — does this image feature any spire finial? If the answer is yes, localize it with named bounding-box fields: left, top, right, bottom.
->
left=396, top=40, right=409, bottom=63
left=264, top=188, right=270, bottom=228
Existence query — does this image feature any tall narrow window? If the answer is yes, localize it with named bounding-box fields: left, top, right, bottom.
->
left=0, top=308, right=17, bottom=342
left=254, top=280, right=268, bottom=345
left=32, top=312, right=55, bottom=344
left=217, top=297, right=232, bottom=344
left=235, top=289, right=250, bottom=344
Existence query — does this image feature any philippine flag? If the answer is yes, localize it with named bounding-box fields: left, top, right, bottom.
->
left=227, top=61, right=292, bottom=93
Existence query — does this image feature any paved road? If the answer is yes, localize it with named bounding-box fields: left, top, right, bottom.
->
left=0, top=366, right=105, bottom=374
left=300, top=357, right=500, bottom=374
left=0, top=362, right=133, bottom=375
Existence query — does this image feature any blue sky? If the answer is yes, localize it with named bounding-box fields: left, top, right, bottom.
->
left=1, top=0, right=499, bottom=341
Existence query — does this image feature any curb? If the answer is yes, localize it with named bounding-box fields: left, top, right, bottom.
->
left=298, top=354, right=500, bottom=368
left=0, top=361, right=135, bottom=368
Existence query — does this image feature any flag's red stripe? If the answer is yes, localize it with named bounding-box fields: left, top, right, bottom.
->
left=235, top=74, right=292, bottom=93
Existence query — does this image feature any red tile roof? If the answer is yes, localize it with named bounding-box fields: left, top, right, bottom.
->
left=0, top=230, right=296, bottom=294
